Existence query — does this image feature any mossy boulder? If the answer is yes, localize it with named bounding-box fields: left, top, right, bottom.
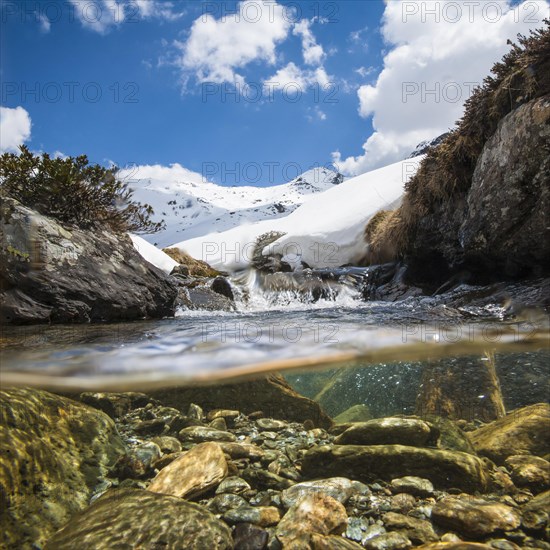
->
left=45, top=489, right=232, bottom=549
left=302, top=445, right=492, bottom=491
left=0, top=388, right=126, bottom=549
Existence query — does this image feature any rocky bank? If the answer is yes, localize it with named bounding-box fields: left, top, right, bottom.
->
left=1, top=387, right=549, bottom=550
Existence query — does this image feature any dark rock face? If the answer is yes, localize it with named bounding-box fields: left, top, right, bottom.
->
left=44, top=489, right=233, bottom=550
left=211, top=276, right=235, bottom=300
left=147, top=375, right=333, bottom=429
left=460, top=96, right=550, bottom=277
left=0, top=196, right=178, bottom=324
left=0, top=388, right=126, bottom=549
left=405, top=96, right=550, bottom=282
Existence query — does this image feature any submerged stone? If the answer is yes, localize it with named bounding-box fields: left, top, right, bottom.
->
left=364, top=532, right=412, bottom=550
left=0, top=388, right=126, bottom=549
left=468, top=403, right=550, bottom=464
left=390, top=476, right=434, bottom=497
left=223, top=506, right=281, bottom=527
left=382, top=512, right=439, bottom=545
left=276, top=494, right=348, bottom=547
left=147, top=442, right=227, bottom=499
left=233, top=523, right=269, bottom=550
left=44, top=488, right=232, bottom=549
left=334, top=418, right=433, bottom=447
left=302, top=445, right=491, bottom=491
left=505, top=455, right=550, bottom=492
left=334, top=404, right=372, bottom=424
left=178, top=425, right=237, bottom=443
left=431, top=496, right=521, bottom=537
left=281, top=477, right=356, bottom=508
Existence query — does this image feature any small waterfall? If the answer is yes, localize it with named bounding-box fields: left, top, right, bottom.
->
left=230, top=267, right=371, bottom=311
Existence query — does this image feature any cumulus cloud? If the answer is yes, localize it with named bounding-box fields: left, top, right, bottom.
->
left=176, top=0, right=291, bottom=85
left=0, top=106, right=32, bottom=153
left=69, top=0, right=182, bottom=34
left=293, top=18, right=326, bottom=65
left=333, top=0, right=550, bottom=176
left=265, top=62, right=330, bottom=92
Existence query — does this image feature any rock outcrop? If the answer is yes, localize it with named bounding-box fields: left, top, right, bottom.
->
left=0, top=388, right=126, bottom=549
left=0, top=196, right=178, bottom=324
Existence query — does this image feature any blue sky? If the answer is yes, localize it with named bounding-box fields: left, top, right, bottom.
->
left=1, top=0, right=548, bottom=184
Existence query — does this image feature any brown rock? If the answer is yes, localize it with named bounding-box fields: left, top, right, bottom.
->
left=147, top=442, right=227, bottom=499
left=302, top=445, right=491, bottom=491
left=44, top=489, right=232, bottom=549
left=276, top=494, right=348, bottom=548
left=382, top=512, right=439, bottom=544
left=431, top=496, right=521, bottom=537
left=310, top=533, right=364, bottom=549
left=334, top=418, right=433, bottom=447
left=505, top=455, right=550, bottom=492
left=468, top=403, right=550, bottom=464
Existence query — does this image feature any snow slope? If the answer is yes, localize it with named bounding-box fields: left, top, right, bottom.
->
left=129, top=234, right=178, bottom=274
left=123, top=164, right=344, bottom=248
left=173, top=157, right=423, bottom=272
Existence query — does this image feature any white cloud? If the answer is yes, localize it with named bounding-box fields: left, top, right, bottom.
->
left=0, top=106, right=32, bottom=153
left=176, top=0, right=291, bottom=85
left=69, top=0, right=182, bottom=34
left=39, top=13, right=51, bottom=33
left=293, top=18, right=326, bottom=65
left=333, top=0, right=550, bottom=176
left=264, top=62, right=330, bottom=92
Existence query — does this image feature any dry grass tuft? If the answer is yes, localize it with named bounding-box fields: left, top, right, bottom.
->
left=162, top=248, right=220, bottom=277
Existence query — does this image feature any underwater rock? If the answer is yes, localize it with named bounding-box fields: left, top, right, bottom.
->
left=364, top=531, right=412, bottom=550
left=414, top=545, right=493, bottom=550
left=505, top=455, right=550, bottom=492
left=233, top=522, right=270, bottom=550
left=215, top=476, right=252, bottom=496
left=218, top=442, right=265, bottom=461
left=302, top=445, right=491, bottom=491
left=276, top=494, right=348, bottom=548
left=147, top=374, right=333, bottom=428
left=421, top=415, right=476, bottom=454
left=0, top=196, right=177, bottom=324
left=256, top=418, right=288, bottom=431
left=468, top=403, right=550, bottom=464
left=280, top=477, right=357, bottom=508
left=521, top=489, right=550, bottom=531
left=431, top=496, right=521, bottom=537
left=79, top=391, right=152, bottom=418
left=382, top=512, right=439, bottom=545
left=147, top=441, right=228, bottom=499
left=223, top=506, right=281, bottom=527
left=310, top=533, right=365, bottom=549
left=178, top=425, right=237, bottom=443
left=334, top=417, right=434, bottom=447
left=390, top=477, right=434, bottom=498
left=44, top=488, right=232, bottom=549
left=334, top=404, right=373, bottom=423
left=242, top=468, right=294, bottom=491
left=0, top=388, right=126, bottom=549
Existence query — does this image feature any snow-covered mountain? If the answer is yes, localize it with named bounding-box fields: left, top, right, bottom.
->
left=124, top=164, right=344, bottom=248
left=174, top=157, right=424, bottom=272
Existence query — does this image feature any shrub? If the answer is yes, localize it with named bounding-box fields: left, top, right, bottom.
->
left=0, top=146, right=164, bottom=234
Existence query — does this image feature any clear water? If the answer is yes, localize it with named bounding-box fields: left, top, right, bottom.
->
left=1, top=289, right=548, bottom=410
